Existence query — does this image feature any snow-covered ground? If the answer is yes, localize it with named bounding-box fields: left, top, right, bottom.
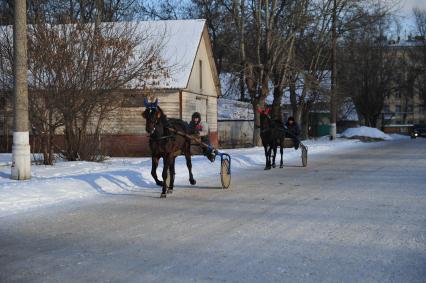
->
left=0, top=137, right=388, bottom=217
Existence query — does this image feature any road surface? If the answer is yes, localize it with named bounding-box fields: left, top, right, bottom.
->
left=1, top=139, right=425, bottom=282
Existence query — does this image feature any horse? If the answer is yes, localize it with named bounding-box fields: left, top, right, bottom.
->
left=258, top=108, right=285, bottom=169
left=142, top=99, right=196, bottom=198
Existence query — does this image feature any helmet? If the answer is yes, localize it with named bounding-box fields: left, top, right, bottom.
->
left=288, top=116, right=295, bottom=122
left=192, top=112, right=201, bottom=120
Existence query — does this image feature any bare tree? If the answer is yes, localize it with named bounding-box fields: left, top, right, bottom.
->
left=1, top=1, right=170, bottom=164
left=0, top=0, right=13, bottom=25
left=28, top=21, right=168, bottom=162
left=339, top=11, right=398, bottom=127
left=0, top=26, right=13, bottom=152
left=271, top=0, right=309, bottom=122
left=413, top=8, right=426, bottom=107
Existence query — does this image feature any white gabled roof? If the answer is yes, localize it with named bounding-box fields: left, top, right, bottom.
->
left=135, top=19, right=206, bottom=89
left=0, top=19, right=206, bottom=90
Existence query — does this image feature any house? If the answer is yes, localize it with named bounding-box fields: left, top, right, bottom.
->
left=101, top=19, right=221, bottom=156
left=0, top=19, right=221, bottom=156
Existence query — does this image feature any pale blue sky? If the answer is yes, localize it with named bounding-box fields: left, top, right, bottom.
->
left=401, top=0, right=426, bottom=14
left=396, top=0, right=426, bottom=35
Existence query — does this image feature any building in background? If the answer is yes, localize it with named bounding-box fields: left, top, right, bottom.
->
left=382, top=36, right=426, bottom=134
left=0, top=19, right=221, bottom=156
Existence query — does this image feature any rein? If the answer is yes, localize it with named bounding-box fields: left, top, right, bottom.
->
left=152, top=134, right=175, bottom=141
left=146, top=108, right=209, bottom=148
left=167, top=127, right=211, bottom=149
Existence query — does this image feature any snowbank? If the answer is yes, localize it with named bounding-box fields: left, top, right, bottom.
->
left=0, top=138, right=365, bottom=217
left=341, top=126, right=393, bottom=141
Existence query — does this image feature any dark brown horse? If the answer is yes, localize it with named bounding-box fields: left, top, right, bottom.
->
left=259, top=108, right=284, bottom=169
left=142, top=99, right=196, bottom=198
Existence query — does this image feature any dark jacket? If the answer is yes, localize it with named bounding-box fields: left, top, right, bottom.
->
left=285, top=122, right=300, bottom=138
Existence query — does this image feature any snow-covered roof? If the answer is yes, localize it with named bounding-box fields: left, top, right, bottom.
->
left=0, top=19, right=207, bottom=90
left=133, top=19, right=206, bottom=89
left=218, top=98, right=254, bottom=120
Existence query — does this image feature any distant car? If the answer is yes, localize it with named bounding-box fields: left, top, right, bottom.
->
left=411, top=124, right=426, bottom=138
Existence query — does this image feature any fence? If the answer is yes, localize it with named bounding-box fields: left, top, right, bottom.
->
left=218, top=119, right=254, bottom=149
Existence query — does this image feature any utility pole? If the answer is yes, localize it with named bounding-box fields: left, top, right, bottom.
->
left=330, top=0, right=337, bottom=140
left=11, top=0, right=31, bottom=180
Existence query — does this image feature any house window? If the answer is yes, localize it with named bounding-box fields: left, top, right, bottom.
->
left=395, top=105, right=401, bottom=113
left=199, top=59, right=203, bottom=90
left=407, top=105, right=413, bottom=113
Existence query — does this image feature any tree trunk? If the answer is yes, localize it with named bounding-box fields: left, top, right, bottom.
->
left=300, top=103, right=311, bottom=139
left=238, top=0, right=246, bottom=101
left=272, top=84, right=282, bottom=121
left=329, top=0, right=337, bottom=140
left=289, top=76, right=301, bottom=122
left=253, top=107, right=262, bottom=146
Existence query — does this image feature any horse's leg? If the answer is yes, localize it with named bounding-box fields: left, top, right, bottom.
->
left=160, top=155, right=170, bottom=198
left=265, top=145, right=272, bottom=170
left=280, top=140, right=284, bottom=168
left=263, top=145, right=269, bottom=170
left=268, top=146, right=273, bottom=170
left=151, top=157, right=163, bottom=186
left=167, top=157, right=176, bottom=194
left=185, top=144, right=196, bottom=185
left=186, top=155, right=196, bottom=185
left=272, top=142, right=277, bottom=168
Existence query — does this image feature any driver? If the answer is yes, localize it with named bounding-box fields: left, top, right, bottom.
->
left=285, top=116, right=300, bottom=150
left=188, top=112, right=215, bottom=162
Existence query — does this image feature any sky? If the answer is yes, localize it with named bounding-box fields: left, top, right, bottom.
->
left=401, top=0, right=426, bottom=14
left=398, top=0, right=426, bottom=34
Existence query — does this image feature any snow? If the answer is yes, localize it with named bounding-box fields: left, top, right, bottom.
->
left=218, top=98, right=253, bottom=120
left=389, top=133, right=411, bottom=140
left=0, top=138, right=367, bottom=217
left=133, top=19, right=205, bottom=89
left=341, top=126, right=394, bottom=140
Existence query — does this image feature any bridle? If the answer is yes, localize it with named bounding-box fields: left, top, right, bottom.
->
left=258, top=107, right=273, bottom=132
left=143, top=98, right=175, bottom=141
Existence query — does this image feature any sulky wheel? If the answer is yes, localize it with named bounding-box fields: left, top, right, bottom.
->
left=301, top=146, right=308, bottom=167
left=220, top=158, right=231, bottom=189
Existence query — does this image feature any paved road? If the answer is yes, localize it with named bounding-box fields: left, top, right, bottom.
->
left=1, top=139, right=426, bottom=283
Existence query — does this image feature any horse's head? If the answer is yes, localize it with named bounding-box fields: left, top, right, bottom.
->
left=258, top=107, right=271, bottom=129
left=142, top=98, right=161, bottom=135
